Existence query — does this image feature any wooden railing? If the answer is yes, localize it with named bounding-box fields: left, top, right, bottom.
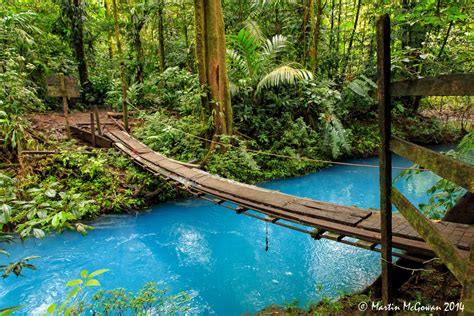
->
left=376, top=14, right=474, bottom=313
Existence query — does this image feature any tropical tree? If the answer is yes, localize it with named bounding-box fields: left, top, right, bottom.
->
left=194, top=0, right=233, bottom=137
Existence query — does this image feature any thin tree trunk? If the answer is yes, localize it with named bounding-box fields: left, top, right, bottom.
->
left=438, top=20, right=453, bottom=57
left=104, top=0, right=114, bottom=59
left=131, top=8, right=145, bottom=84
left=341, top=0, right=361, bottom=76
left=310, top=0, right=322, bottom=75
left=112, top=0, right=129, bottom=131
left=334, top=0, right=342, bottom=75
left=72, top=0, right=89, bottom=90
left=194, top=0, right=232, bottom=137
left=301, top=0, right=310, bottom=66
left=157, top=1, right=166, bottom=72
left=328, top=0, right=335, bottom=77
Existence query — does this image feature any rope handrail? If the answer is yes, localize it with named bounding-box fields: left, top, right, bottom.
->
left=135, top=116, right=428, bottom=171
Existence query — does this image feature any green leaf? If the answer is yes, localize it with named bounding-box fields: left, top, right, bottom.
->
left=65, top=287, right=81, bottom=300
left=348, top=80, right=369, bottom=98
left=51, top=214, right=59, bottom=227
left=65, top=279, right=83, bottom=287
left=88, top=268, right=109, bottom=279
left=80, top=269, right=88, bottom=278
left=32, top=228, right=45, bottom=239
left=44, top=189, right=56, bottom=198
left=46, top=303, right=56, bottom=314
left=84, top=279, right=101, bottom=287
left=64, top=306, right=74, bottom=316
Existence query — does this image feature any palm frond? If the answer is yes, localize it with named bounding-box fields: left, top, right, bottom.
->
left=230, top=28, right=259, bottom=56
left=256, top=64, right=313, bottom=93
left=1, top=11, right=41, bottom=46
left=262, top=34, right=288, bottom=57
left=227, top=49, right=251, bottom=79
left=242, top=20, right=265, bottom=44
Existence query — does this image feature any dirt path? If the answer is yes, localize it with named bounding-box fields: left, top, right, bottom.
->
left=27, top=110, right=131, bottom=141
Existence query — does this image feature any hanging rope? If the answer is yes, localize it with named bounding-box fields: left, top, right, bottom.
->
left=128, top=107, right=428, bottom=171
left=265, top=222, right=269, bottom=252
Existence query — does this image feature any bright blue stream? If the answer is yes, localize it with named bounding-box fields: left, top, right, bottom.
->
left=1, top=151, right=447, bottom=315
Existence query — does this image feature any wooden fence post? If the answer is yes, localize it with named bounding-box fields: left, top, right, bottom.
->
left=462, top=238, right=474, bottom=313
left=377, top=14, right=393, bottom=308
left=94, top=105, right=102, bottom=135
left=90, top=112, right=96, bottom=147
left=59, top=73, right=71, bottom=138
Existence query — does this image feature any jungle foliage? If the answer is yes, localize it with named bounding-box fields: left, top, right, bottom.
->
left=0, top=0, right=470, bottom=249
left=0, top=0, right=472, bottom=313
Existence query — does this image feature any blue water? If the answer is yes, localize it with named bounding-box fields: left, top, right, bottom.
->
left=1, top=153, right=445, bottom=315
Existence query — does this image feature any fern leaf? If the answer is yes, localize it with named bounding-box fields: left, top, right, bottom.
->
left=256, top=64, right=313, bottom=93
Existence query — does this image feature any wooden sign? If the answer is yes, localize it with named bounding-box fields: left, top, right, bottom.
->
left=46, top=75, right=80, bottom=98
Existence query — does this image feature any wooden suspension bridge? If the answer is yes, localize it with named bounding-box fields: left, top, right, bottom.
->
left=69, top=127, right=472, bottom=264
left=58, top=14, right=474, bottom=313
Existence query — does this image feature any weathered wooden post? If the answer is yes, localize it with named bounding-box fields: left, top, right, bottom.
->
left=59, top=73, right=71, bottom=138
left=47, top=74, right=79, bottom=138
left=94, top=106, right=102, bottom=135
left=376, top=14, right=393, bottom=308
left=90, top=112, right=96, bottom=147
left=462, top=238, right=474, bottom=313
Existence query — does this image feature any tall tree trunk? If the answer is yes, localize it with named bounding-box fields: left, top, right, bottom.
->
left=72, top=0, right=89, bottom=91
left=131, top=8, right=145, bottom=84
left=157, top=1, right=166, bottom=72
left=300, top=0, right=310, bottom=66
left=135, top=33, right=145, bottom=84
left=104, top=0, right=114, bottom=59
left=334, top=0, right=342, bottom=75
left=328, top=0, right=335, bottom=77
left=112, top=0, right=129, bottom=131
left=341, top=0, right=361, bottom=76
left=310, top=0, right=322, bottom=75
left=194, top=0, right=232, bottom=137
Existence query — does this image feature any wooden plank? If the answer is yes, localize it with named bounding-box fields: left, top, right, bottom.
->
left=193, top=182, right=440, bottom=257
left=392, top=187, right=467, bottom=282
left=70, top=126, right=113, bottom=148
left=391, top=73, right=474, bottom=96
left=108, top=130, right=151, bottom=154
left=265, top=215, right=279, bottom=223
left=390, top=137, right=474, bottom=192
left=377, top=13, right=393, bottom=306
left=194, top=176, right=368, bottom=226
left=324, top=232, right=343, bottom=241
left=355, top=239, right=377, bottom=250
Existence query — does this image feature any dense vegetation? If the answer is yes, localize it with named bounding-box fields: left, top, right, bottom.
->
left=0, top=0, right=472, bottom=314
